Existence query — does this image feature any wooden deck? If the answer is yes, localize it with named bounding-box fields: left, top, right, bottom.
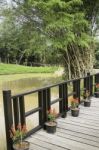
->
left=27, top=97, right=99, bottom=150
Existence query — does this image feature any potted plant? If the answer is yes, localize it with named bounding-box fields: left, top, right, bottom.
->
left=83, top=90, right=91, bottom=107
left=71, top=97, right=79, bottom=117
left=10, top=124, right=30, bottom=150
left=45, top=108, right=57, bottom=134
left=95, top=83, right=99, bottom=97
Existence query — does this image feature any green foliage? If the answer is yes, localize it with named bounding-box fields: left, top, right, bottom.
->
left=95, top=41, right=99, bottom=68
left=71, top=98, right=79, bottom=109
left=83, top=90, right=90, bottom=99
left=47, top=108, right=57, bottom=122
left=0, top=0, right=98, bottom=78
left=10, top=124, right=27, bottom=143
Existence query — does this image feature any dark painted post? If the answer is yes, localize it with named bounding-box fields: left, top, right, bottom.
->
left=84, top=73, right=90, bottom=94
left=94, top=73, right=99, bottom=92
left=73, top=80, right=77, bottom=98
left=84, top=77, right=86, bottom=90
left=95, top=73, right=99, bottom=84
left=19, top=96, right=26, bottom=126
left=42, top=88, right=51, bottom=129
left=90, top=75, right=93, bottom=96
left=38, top=89, right=49, bottom=128
left=65, top=84, right=68, bottom=112
left=59, top=84, right=63, bottom=115
left=62, top=83, right=68, bottom=118
left=13, top=97, right=19, bottom=129
left=46, top=88, right=51, bottom=111
left=38, top=91, right=43, bottom=126
left=59, top=83, right=68, bottom=117
left=77, top=79, right=80, bottom=103
left=42, top=89, right=47, bottom=123
left=87, top=72, right=90, bottom=91
left=3, top=90, right=13, bottom=150
left=73, top=79, right=80, bottom=103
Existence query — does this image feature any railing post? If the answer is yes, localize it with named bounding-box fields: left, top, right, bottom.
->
left=84, top=77, right=86, bottom=90
left=73, top=80, right=77, bottom=97
left=90, top=75, right=93, bottom=96
left=42, top=89, right=47, bottom=123
left=46, top=88, right=51, bottom=111
left=38, top=89, right=50, bottom=128
left=62, top=83, right=68, bottom=118
left=38, top=91, right=43, bottom=126
left=84, top=73, right=90, bottom=95
left=3, top=90, right=13, bottom=150
left=73, top=79, right=80, bottom=103
left=95, top=73, right=99, bottom=83
left=59, top=84, right=63, bottom=115
left=59, top=84, right=67, bottom=118
left=94, top=73, right=99, bottom=92
left=13, top=97, right=19, bottom=129
left=87, top=72, right=90, bottom=91
left=19, top=96, right=26, bottom=126
left=77, top=79, right=80, bottom=103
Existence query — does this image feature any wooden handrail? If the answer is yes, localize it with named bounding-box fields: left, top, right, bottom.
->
left=3, top=72, right=99, bottom=150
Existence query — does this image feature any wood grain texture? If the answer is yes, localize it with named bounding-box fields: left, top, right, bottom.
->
left=27, top=97, right=99, bottom=150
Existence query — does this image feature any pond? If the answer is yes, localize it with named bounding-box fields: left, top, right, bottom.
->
left=0, top=73, right=62, bottom=150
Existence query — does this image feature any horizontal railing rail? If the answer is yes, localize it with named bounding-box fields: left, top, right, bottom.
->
left=3, top=72, right=99, bottom=150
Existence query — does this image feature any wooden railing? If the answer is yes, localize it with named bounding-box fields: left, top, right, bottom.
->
left=3, top=72, right=99, bottom=150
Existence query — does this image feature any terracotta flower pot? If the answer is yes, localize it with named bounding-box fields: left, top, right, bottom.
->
left=13, top=141, right=30, bottom=150
left=45, top=121, right=57, bottom=134
left=71, top=108, right=79, bottom=117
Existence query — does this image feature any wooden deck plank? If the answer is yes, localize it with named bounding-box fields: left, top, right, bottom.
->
left=29, top=142, right=48, bottom=150
left=67, top=115, right=99, bottom=125
left=80, top=110, right=99, bottom=116
left=56, top=130, right=99, bottom=147
left=27, top=97, right=99, bottom=150
left=34, top=131, right=99, bottom=150
left=58, top=122, right=99, bottom=135
left=31, top=132, right=88, bottom=150
left=28, top=135, right=67, bottom=150
left=68, top=112, right=99, bottom=121
left=58, top=117, right=99, bottom=127
left=57, top=128, right=99, bottom=143
left=58, top=118, right=99, bottom=130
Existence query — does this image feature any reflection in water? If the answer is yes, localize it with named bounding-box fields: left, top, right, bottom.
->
left=0, top=73, right=62, bottom=150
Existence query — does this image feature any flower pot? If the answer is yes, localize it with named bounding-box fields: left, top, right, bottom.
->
left=45, top=122, right=57, bottom=134
left=61, top=112, right=67, bottom=118
left=94, top=92, right=99, bottom=98
left=13, top=141, right=30, bottom=150
left=84, top=100, right=91, bottom=107
left=71, top=108, right=79, bottom=117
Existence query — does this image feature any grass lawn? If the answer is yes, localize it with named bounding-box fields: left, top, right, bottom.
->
left=0, top=63, right=58, bottom=75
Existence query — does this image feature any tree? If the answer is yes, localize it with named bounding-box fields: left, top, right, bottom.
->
left=28, top=0, right=94, bottom=79
left=0, top=0, right=99, bottom=79
left=82, top=0, right=99, bottom=36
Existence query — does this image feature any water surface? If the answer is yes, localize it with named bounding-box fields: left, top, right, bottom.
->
left=0, top=73, right=62, bottom=150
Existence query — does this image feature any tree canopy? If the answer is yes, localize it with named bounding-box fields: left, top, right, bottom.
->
left=0, top=0, right=99, bottom=78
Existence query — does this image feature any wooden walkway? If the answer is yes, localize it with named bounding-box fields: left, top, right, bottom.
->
left=27, top=97, right=99, bottom=150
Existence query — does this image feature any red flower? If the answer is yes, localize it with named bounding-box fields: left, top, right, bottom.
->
left=47, top=108, right=57, bottom=122
left=96, top=83, right=99, bottom=88
left=95, top=84, right=99, bottom=92
left=10, top=124, right=27, bottom=143
left=71, top=97, right=79, bottom=109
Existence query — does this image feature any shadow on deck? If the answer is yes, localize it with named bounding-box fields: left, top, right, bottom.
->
left=27, top=97, right=99, bottom=150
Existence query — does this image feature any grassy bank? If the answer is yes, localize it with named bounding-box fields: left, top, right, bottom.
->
left=0, top=63, right=58, bottom=75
